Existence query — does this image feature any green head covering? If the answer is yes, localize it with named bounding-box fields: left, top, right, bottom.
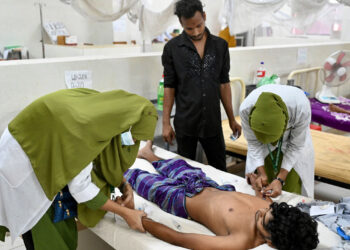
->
left=8, top=88, right=158, bottom=226
left=249, top=92, right=288, bottom=144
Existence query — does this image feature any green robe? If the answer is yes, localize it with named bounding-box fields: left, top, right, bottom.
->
left=5, top=88, right=157, bottom=249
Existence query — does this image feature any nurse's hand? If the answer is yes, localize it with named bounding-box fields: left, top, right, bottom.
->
left=163, top=124, right=176, bottom=145
left=100, top=199, right=146, bottom=232
left=253, top=166, right=268, bottom=191
left=263, top=179, right=282, bottom=197
left=123, top=209, right=147, bottom=232
left=254, top=166, right=269, bottom=191
left=255, top=175, right=268, bottom=191
left=229, top=120, right=242, bottom=138
left=246, top=173, right=259, bottom=187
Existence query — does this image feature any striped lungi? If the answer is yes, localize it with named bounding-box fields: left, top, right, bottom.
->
left=124, top=159, right=235, bottom=218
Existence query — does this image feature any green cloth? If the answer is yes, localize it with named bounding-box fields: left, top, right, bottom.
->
left=8, top=88, right=158, bottom=227
left=83, top=190, right=109, bottom=210
left=32, top=206, right=77, bottom=250
left=249, top=92, right=289, bottom=144
left=0, top=226, right=8, bottom=242
left=264, top=149, right=302, bottom=194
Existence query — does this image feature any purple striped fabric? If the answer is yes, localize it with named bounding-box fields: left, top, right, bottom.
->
left=124, top=159, right=235, bottom=218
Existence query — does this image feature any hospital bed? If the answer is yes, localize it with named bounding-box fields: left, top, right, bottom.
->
left=89, top=142, right=342, bottom=250
left=287, top=67, right=350, bottom=132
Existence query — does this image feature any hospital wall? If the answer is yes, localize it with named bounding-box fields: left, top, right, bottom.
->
left=0, top=0, right=114, bottom=58
left=1, top=42, right=350, bottom=134
left=0, top=0, right=225, bottom=59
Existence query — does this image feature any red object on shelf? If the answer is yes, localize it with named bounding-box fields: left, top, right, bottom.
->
left=310, top=124, right=322, bottom=131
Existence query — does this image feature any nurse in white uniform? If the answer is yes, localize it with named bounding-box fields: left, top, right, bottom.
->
left=240, top=84, right=314, bottom=198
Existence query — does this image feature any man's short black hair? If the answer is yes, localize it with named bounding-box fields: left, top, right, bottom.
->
left=267, top=202, right=319, bottom=250
left=174, top=0, right=204, bottom=20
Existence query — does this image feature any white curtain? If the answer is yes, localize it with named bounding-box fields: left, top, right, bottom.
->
left=291, top=0, right=328, bottom=30
left=62, top=0, right=178, bottom=40
left=139, top=1, right=177, bottom=40
left=220, top=0, right=334, bottom=35
left=220, top=0, right=287, bottom=35
left=337, top=0, right=350, bottom=6
left=70, top=0, right=138, bottom=21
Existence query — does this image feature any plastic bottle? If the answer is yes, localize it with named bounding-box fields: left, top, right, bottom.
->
left=254, top=61, right=266, bottom=85
left=157, top=75, right=164, bottom=111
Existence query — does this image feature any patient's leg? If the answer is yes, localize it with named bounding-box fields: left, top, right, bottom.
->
left=137, top=141, right=207, bottom=180
left=124, top=168, right=188, bottom=218
left=131, top=141, right=235, bottom=213
left=152, top=159, right=235, bottom=194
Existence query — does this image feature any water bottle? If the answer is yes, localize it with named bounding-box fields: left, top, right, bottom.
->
left=157, top=75, right=164, bottom=111
left=254, top=61, right=266, bottom=85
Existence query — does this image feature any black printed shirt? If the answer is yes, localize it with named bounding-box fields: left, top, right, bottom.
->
left=162, top=28, right=230, bottom=137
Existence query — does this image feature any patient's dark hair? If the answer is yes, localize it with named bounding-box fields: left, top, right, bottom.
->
left=174, top=0, right=204, bottom=20
left=267, top=202, right=319, bottom=250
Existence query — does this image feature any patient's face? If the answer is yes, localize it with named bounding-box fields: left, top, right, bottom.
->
left=255, top=208, right=273, bottom=244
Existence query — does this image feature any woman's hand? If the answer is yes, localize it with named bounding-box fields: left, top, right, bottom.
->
left=263, top=179, right=283, bottom=198
left=253, top=166, right=269, bottom=191
left=100, top=199, right=146, bottom=232
left=247, top=172, right=268, bottom=192
left=122, top=208, right=147, bottom=232
left=254, top=174, right=268, bottom=192
left=246, top=173, right=258, bottom=186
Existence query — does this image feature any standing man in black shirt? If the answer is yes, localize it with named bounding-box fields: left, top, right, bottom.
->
left=162, top=0, right=241, bottom=172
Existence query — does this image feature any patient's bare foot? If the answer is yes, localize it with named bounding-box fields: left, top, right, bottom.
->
left=137, top=141, right=161, bottom=162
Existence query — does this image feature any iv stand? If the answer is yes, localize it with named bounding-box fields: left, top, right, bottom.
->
left=35, top=2, right=46, bottom=58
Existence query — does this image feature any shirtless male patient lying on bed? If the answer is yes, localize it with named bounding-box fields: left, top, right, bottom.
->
left=121, top=141, right=318, bottom=250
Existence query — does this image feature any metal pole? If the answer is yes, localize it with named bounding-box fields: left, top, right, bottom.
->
left=35, top=2, right=46, bottom=58
left=140, top=5, right=146, bottom=53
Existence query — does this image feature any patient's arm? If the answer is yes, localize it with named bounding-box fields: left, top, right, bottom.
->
left=141, top=217, right=247, bottom=250
left=329, top=104, right=350, bottom=115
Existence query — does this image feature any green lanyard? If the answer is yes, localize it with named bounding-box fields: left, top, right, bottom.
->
left=267, top=138, right=283, bottom=175
left=110, top=185, right=115, bottom=194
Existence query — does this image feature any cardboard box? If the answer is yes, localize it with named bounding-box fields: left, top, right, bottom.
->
left=57, top=35, right=66, bottom=45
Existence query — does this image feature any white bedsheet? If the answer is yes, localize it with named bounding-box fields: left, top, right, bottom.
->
left=90, top=143, right=342, bottom=250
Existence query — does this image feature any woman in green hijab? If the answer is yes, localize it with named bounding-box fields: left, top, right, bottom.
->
left=0, top=88, right=158, bottom=250
left=239, top=85, right=314, bottom=199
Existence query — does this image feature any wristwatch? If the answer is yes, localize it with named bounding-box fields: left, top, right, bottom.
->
left=275, top=177, right=285, bottom=186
